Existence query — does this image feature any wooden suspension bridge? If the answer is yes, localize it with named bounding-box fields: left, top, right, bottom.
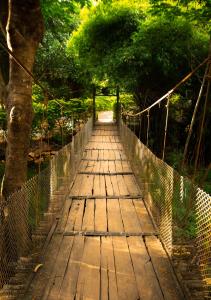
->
left=24, top=112, right=185, bottom=300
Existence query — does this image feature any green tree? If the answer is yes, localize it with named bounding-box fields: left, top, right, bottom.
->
left=68, top=0, right=209, bottom=103
left=0, top=0, right=44, bottom=197
left=34, top=0, right=91, bottom=99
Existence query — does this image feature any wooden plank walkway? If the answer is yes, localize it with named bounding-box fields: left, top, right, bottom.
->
left=27, top=123, right=184, bottom=300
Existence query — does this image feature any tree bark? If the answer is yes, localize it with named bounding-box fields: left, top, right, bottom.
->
left=3, top=0, right=44, bottom=197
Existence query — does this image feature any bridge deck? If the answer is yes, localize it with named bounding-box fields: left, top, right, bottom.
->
left=28, top=123, right=183, bottom=300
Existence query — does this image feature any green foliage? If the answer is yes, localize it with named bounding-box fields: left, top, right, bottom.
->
left=83, top=93, right=137, bottom=113
left=169, top=93, right=191, bottom=123
left=34, top=0, right=91, bottom=99
left=166, top=149, right=184, bottom=169
left=69, top=0, right=209, bottom=97
left=32, top=96, right=90, bottom=135
left=132, top=16, right=208, bottom=91
left=68, top=1, right=144, bottom=87
left=95, top=96, right=115, bottom=111
left=120, top=94, right=138, bottom=112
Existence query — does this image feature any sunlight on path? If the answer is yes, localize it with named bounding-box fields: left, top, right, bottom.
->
left=97, top=111, right=113, bottom=123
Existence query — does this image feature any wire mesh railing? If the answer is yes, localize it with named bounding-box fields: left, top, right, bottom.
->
left=0, top=117, right=93, bottom=289
left=119, top=120, right=211, bottom=298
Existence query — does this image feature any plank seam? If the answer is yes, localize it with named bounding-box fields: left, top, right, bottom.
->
left=67, top=195, right=143, bottom=200
left=78, top=172, right=134, bottom=175
left=61, top=231, right=159, bottom=237
left=81, top=158, right=128, bottom=161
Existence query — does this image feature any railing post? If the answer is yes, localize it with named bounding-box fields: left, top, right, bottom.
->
left=116, top=86, right=120, bottom=126
left=93, top=86, right=96, bottom=126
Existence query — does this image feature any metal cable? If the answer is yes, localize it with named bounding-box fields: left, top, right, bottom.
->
left=162, top=97, right=170, bottom=161
left=146, top=110, right=150, bottom=147
left=122, top=57, right=210, bottom=117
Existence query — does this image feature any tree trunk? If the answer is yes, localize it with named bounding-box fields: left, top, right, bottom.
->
left=3, top=0, right=44, bottom=197
left=0, top=1, right=44, bottom=280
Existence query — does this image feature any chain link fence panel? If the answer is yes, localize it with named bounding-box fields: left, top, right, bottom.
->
left=0, top=117, right=93, bottom=289
left=119, top=120, right=211, bottom=298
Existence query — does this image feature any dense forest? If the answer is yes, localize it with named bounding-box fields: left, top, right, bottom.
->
left=0, top=0, right=210, bottom=195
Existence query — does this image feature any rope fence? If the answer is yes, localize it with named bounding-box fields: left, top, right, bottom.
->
left=119, top=120, right=211, bottom=298
left=0, top=117, right=93, bottom=289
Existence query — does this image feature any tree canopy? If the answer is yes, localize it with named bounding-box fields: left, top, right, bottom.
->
left=68, top=0, right=209, bottom=103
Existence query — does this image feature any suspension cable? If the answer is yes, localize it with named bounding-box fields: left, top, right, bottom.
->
left=139, top=115, right=142, bottom=140
left=0, top=40, right=48, bottom=94
left=0, top=40, right=71, bottom=109
left=122, top=57, right=209, bottom=117
left=194, top=65, right=211, bottom=172
left=146, top=110, right=150, bottom=147
left=181, top=62, right=210, bottom=168
left=162, top=97, right=170, bottom=161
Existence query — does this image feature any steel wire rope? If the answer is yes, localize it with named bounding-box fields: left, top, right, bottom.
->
left=122, top=57, right=209, bottom=118
left=162, top=97, right=170, bottom=161
left=146, top=110, right=150, bottom=147
left=138, top=115, right=142, bottom=140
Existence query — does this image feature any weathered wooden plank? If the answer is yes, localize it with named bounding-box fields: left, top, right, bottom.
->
left=121, top=160, right=132, bottom=172
left=93, top=174, right=101, bottom=195
left=127, top=236, right=164, bottom=300
left=114, top=160, right=123, bottom=172
left=92, top=160, right=100, bottom=173
left=83, top=149, right=99, bottom=160
left=82, top=199, right=94, bottom=231
left=119, top=199, right=142, bottom=233
left=57, top=199, right=72, bottom=233
left=110, top=174, right=120, bottom=196
left=29, top=234, right=63, bottom=299
left=70, top=174, right=83, bottom=196
left=86, top=142, right=123, bottom=150
left=112, top=236, right=139, bottom=300
left=100, top=174, right=106, bottom=196
left=107, top=199, right=124, bottom=232
left=92, top=131, right=119, bottom=136
left=74, top=199, right=85, bottom=231
left=114, top=149, right=122, bottom=160
left=101, top=237, right=118, bottom=300
left=59, top=236, right=85, bottom=299
left=133, top=200, right=155, bottom=232
left=145, top=236, right=184, bottom=300
left=76, top=237, right=101, bottom=299
left=83, top=160, right=95, bottom=173
left=79, top=174, right=93, bottom=196
left=101, top=160, right=109, bottom=173
left=68, top=195, right=143, bottom=200
left=105, top=175, right=114, bottom=196
left=45, top=236, right=74, bottom=300
left=108, top=160, right=116, bottom=173
left=65, top=200, right=84, bottom=232
left=95, top=199, right=107, bottom=232
left=123, top=174, right=141, bottom=195
left=64, top=231, right=158, bottom=237
left=120, top=151, right=127, bottom=160
left=116, top=175, right=130, bottom=196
